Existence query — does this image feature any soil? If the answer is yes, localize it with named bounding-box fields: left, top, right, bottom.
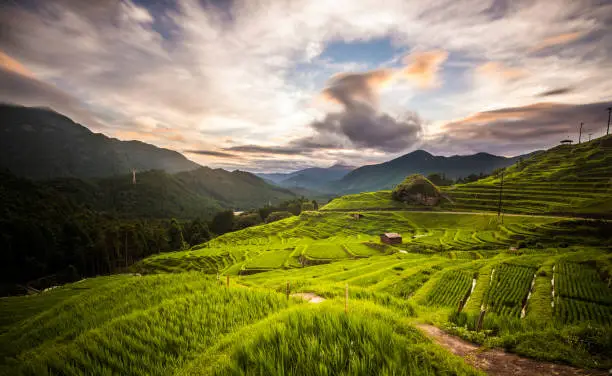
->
left=416, top=324, right=608, bottom=376
left=292, top=292, right=326, bottom=303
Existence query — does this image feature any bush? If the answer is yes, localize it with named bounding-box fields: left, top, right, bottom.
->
left=391, top=174, right=441, bottom=205
left=265, top=211, right=293, bottom=223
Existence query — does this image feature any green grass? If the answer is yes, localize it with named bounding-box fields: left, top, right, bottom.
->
left=3, top=176, right=612, bottom=374
left=441, top=136, right=612, bottom=216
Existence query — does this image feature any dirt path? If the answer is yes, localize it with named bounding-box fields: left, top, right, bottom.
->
left=416, top=324, right=607, bottom=376
left=291, top=292, right=325, bottom=303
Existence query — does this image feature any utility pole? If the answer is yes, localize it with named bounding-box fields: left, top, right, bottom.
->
left=607, top=107, right=611, bottom=136
left=497, top=170, right=504, bottom=218
left=579, top=123, right=583, bottom=144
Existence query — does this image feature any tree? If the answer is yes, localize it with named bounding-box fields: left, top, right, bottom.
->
left=287, top=202, right=301, bottom=216
left=265, top=211, right=293, bottom=223
left=233, top=213, right=262, bottom=230
left=186, top=218, right=212, bottom=246
left=301, top=202, right=314, bottom=211
left=210, top=210, right=234, bottom=235
left=168, top=218, right=187, bottom=251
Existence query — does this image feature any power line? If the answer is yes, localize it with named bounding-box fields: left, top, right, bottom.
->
left=607, top=107, right=611, bottom=136
left=497, top=170, right=504, bottom=218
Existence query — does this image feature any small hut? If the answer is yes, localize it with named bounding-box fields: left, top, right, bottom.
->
left=560, top=139, right=573, bottom=145
left=380, top=232, right=402, bottom=245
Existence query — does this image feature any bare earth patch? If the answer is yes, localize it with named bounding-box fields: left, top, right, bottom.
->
left=292, top=292, right=326, bottom=303
left=416, top=324, right=607, bottom=376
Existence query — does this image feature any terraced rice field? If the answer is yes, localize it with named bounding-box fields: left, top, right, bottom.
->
left=482, top=263, right=536, bottom=317
left=554, top=261, right=612, bottom=325
left=441, top=136, right=612, bottom=216
left=426, top=270, right=474, bottom=308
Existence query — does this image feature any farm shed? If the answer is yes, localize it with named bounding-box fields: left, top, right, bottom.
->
left=380, top=233, right=402, bottom=244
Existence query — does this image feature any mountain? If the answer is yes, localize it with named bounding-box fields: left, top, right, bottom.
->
left=257, top=164, right=354, bottom=191
left=0, top=104, right=200, bottom=180
left=41, top=167, right=297, bottom=219
left=332, top=150, right=526, bottom=194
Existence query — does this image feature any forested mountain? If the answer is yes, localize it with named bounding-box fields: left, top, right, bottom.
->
left=0, top=167, right=296, bottom=294
left=0, top=104, right=200, bottom=180
left=257, top=164, right=354, bottom=190
left=332, top=150, right=526, bottom=193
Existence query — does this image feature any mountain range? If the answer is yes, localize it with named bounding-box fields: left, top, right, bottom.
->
left=2, top=104, right=529, bottom=201
left=331, top=150, right=528, bottom=194
left=0, top=104, right=200, bottom=180
left=257, top=164, right=354, bottom=191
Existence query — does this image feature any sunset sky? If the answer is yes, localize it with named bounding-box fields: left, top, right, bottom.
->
left=1, top=0, right=611, bottom=172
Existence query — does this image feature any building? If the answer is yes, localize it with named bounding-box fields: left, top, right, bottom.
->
left=560, top=139, right=573, bottom=145
left=380, top=232, right=402, bottom=244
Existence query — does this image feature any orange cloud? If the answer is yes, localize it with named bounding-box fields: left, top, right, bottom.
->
left=476, top=61, right=526, bottom=81
left=530, top=32, right=583, bottom=52
left=318, top=49, right=448, bottom=108
left=443, top=102, right=570, bottom=129
left=0, top=50, right=34, bottom=78
left=401, top=50, right=448, bottom=88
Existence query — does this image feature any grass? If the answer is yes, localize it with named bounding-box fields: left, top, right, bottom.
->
left=440, top=136, right=612, bottom=216
left=3, top=148, right=612, bottom=375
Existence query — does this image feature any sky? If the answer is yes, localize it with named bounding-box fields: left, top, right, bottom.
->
left=0, top=0, right=611, bottom=172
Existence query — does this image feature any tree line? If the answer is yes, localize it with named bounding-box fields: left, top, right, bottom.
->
left=0, top=171, right=317, bottom=295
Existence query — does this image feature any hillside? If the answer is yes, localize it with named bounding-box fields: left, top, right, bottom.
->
left=333, top=150, right=525, bottom=194
left=0, top=274, right=481, bottom=376
left=442, top=136, right=612, bottom=216
left=257, top=164, right=354, bottom=191
left=0, top=104, right=200, bottom=180
left=4, top=197, right=612, bottom=373
left=130, top=210, right=611, bottom=371
left=4, top=167, right=296, bottom=221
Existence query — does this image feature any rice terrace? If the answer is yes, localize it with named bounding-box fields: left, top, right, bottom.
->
left=1, top=135, right=611, bottom=375
left=2, top=1, right=612, bottom=375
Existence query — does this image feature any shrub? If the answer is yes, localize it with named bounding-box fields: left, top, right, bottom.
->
left=391, top=174, right=440, bottom=205
left=265, top=211, right=293, bottom=223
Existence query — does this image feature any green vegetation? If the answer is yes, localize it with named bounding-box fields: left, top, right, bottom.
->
left=0, top=273, right=482, bottom=376
left=442, top=136, right=612, bottom=216
left=392, top=174, right=441, bottom=205
left=3, top=136, right=612, bottom=374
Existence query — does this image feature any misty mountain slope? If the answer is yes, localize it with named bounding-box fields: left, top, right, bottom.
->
left=333, top=150, right=524, bottom=194
left=0, top=104, right=200, bottom=180
left=257, top=164, right=354, bottom=190
left=173, top=167, right=296, bottom=209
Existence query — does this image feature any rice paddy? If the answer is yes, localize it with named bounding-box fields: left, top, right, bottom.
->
left=2, top=139, right=612, bottom=374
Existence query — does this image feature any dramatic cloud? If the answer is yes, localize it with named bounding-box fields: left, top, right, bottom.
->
left=184, top=150, right=235, bottom=158
left=429, top=101, right=611, bottom=156
left=225, top=145, right=303, bottom=156
left=537, top=87, right=574, bottom=97
left=0, top=0, right=611, bottom=171
left=530, top=32, right=584, bottom=52
left=401, top=50, right=449, bottom=88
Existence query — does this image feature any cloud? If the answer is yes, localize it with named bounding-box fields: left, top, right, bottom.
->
left=0, top=65, right=104, bottom=129
left=476, top=62, right=526, bottom=81
left=432, top=101, right=611, bottom=155
left=0, top=0, right=610, bottom=171
left=401, top=50, right=449, bottom=88
left=184, top=149, right=235, bottom=158
left=537, top=87, right=574, bottom=97
left=224, top=145, right=301, bottom=155
left=0, top=50, right=34, bottom=78
left=530, top=31, right=584, bottom=52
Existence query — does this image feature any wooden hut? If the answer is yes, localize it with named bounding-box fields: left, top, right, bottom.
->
left=380, top=232, right=402, bottom=244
